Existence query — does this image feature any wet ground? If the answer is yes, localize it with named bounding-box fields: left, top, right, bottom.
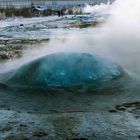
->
left=0, top=75, right=140, bottom=140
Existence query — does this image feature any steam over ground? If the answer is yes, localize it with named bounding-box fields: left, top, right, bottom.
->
left=0, top=0, right=140, bottom=79
left=47, top=0, right=140, bottom=77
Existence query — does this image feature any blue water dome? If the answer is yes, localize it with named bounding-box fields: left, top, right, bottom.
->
left=7, top=52, right=121, bottom=88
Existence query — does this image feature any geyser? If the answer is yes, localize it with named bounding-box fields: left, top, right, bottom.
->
left=7, top=52, right=121, bottom=88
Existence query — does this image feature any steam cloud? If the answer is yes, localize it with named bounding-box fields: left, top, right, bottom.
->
left=1, top=0, right=140, bottom=79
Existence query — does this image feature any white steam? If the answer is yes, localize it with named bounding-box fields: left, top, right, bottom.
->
left=46, top=0, right=140, bottom=76
left=99, top=0, right=140, bottom=75
left=1, top=0, right=140, bottom=78
left=83, top=2, right=111, bottom=14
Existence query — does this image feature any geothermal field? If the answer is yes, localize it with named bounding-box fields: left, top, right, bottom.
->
left=0, top=0, right=140, bottom=140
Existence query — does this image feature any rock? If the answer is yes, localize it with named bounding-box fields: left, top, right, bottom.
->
left=122, top=102, right=140, bottom=107
left=67, top=138, right=89, bottom=140
left=0, top=82, right=7, bottom=89
left=33, top=130, right=48, bottom=137
left=0, top=126, right=12, bottom=132
left=20, top=24, right=24, bottom=27
left=7, top=52, right=122, bottom=88
left=135, top=116, right=140, bottom=119
left=114, top=101, right=140, bottom=112
left=115, top=106, right=127, bottom=111
left=0, top=45, right=22, bottom=60
left=19, top=124, right=27, bottom=128
left=108, top=108, right=118, bottom=113
left=4, top=135, right=29, bottom=140
left=0, top=101, right=9, bottom=108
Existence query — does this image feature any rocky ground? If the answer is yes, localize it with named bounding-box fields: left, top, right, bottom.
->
left=0, top=75, right=140, bottom=140
left=0, top=15, right=102, bottom=61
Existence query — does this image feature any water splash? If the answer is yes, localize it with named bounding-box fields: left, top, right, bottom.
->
left=7, top=52, right=121, bottom=88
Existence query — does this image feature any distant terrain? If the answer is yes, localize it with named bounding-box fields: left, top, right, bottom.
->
left=0, top=0, right=115, bottom=8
